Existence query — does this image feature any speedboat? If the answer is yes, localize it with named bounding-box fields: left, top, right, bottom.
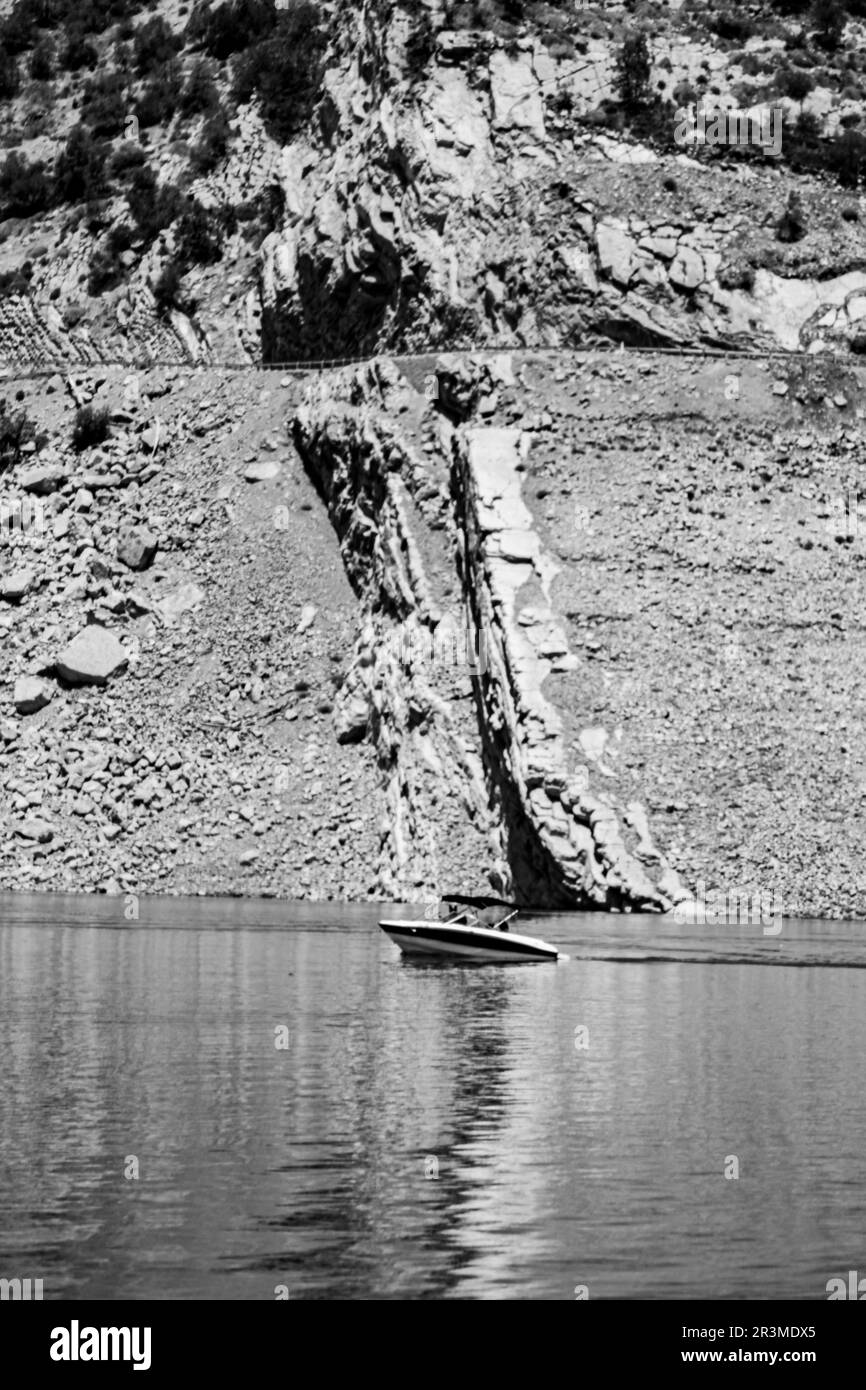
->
left=379, top=900, right=566, bottom=963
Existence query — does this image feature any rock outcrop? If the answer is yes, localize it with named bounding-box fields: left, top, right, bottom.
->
left=293, top=354, right=686, bottom=909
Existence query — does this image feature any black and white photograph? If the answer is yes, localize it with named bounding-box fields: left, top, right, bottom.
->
left=0, top=0, right=864, bottom=1361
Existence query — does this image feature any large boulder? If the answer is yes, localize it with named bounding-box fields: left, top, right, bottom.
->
left=669, top=246, right=705, bottom=292
left=56, top=627, right=128, bottom=686
left=19, top=462, right=67, bottom=494
left=117, top=527, right=158, bottom=571
left=1, top=567, right=35, bottom=602
left=335, top=696, right=369, bottom=744
left=489, top=49, right=546, bottom=137
left=595, top=219, right=639, bottom=288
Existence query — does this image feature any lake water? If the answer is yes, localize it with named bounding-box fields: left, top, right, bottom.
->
left=1, top=893, right=864, bottom=1300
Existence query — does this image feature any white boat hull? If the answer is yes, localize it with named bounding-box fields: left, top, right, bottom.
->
left=380, top=919, right=564, bottom=963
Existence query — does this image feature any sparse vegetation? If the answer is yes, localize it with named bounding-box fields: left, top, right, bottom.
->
left=710, top=11, right=758, bottom=43
left=134, top=63, right=184, bottom=128
left=0, top=397, right=36, bottom=471
left=186, top=0, right=277, bottom=61
left=134, top=15, right=181, bottom=75
left=72, top=402, right=111, bottom=450
left=778, top=66, right=815, bottom=103
left=0, top=51, right=21, bottom=100
left=175, top=199, right=225, bottom=264
left=233, top=2, right=327, bottom=142
left=0, top=151, right=52, bottom=218
left=718, top=259, right=757, bottom=292
left=179, top=58, right=221, bottom=117
left=812, top=0, right=847, bottom=51
left=152, top=258, right=188, bottom=315
left=777, top=189, right=808, bottom=241
left=82, top=72, right=129, bottom=138
left=88, top=224, right=134, bottom=294
left=0, top=262, right=34, bottom=297
left=60, top=33, right=99, bottom=71
left=189, top=109, right=232, bottom=173
left=614, top=32, right=652, bottom=111
left=126, top=165, right=186, bottom=241
left=29, top=37, right=53, bottom=80
left=54, top=125, right=108, bottom=205
left=108, top=141, right=147, bottom=179
left=403, top=0, right=437, bottom=80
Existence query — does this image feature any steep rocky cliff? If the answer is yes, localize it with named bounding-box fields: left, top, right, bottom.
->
left=4, top=1, right=866, bottom=365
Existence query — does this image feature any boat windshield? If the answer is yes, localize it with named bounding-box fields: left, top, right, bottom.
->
left=441, top=904, right=476, bottom=925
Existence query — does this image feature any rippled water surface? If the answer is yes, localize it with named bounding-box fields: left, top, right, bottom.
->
left=1, top=894, right=864, bottom=1300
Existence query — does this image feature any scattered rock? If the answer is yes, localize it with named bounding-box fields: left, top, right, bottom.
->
left=244, top=460, right=281, bottom=482
left=14, top=675, right=53, bottom=715
left=56, top=626, right=129, bottom=686
left=296, top=603, right=317, bottom=634
left=15, top=818, right=54, bottom=843
left=669, top=246, right=704, bottom=292
left=1, top=567, right=36, bottom=602
left=19, top=462, right=67, bottom=495
left=117, top=527, right=158, bottom=571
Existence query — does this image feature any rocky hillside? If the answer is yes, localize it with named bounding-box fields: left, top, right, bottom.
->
left=3, top=0, right=866, bottom=364
left=2, top=347, right=866, bottom=916
left=4, top=1, right=866, bottom=914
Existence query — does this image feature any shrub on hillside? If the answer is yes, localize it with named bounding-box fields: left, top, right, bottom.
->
left=827, top=127, right=866, bottom=185
left=717, top=259, right=756, bottom=292
left=134, top=15, right=180, bottom=74
left=0, top=261, right=33, bottom=297
left=776, top=189, right=807, bottom=241
left=672, top=79, right=698, bottom=106
left=0, top=398, right=36, bottom=471
left=82, top=72, right=129, bottom=137
left=403, top=1, right=437, bottom=80
left=0, top=151, right=52, bottom=218
left=152, top=258, right=189, bottom=314
left=4, top=0, right=146, bottom=43
left=88, top=224, right=134, bottom=294
left=233, top=3, right=326, bottom=142
left=134, top=64, right=184, bottom=127
left=256, top=179, right=285, bottom=234
left=179, top=58, right=221, bottom=117
left=614, top=32, right=652, bottom=110
left=72, top=402, right=111, bottom=450
left=53, top=126, right=107, bottom=204
left=60, top=33, right=99, bottom=71
left=175, top=198, right=224, bottom=263
left=736, top=53, right=767, bottom=77
left=108, top=140, right=147, bottom=178
left=778, top=66, right=814, bottom=103
left=0, top=5, right=35, bottom=55
left=29, top=38, right=54, bottom=79
left=0, top=51, right=20, bottom=100
left=791, top=107, right=822, bottom=143
left=189, top=109, right=231, bottom=172
left=186, top=0, right=277, bottom=61
left=126, top=165, right=185, bottom=240
left=711, top=11, right=757, bottom=42
left=812, top=0, right=846, bottom=50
